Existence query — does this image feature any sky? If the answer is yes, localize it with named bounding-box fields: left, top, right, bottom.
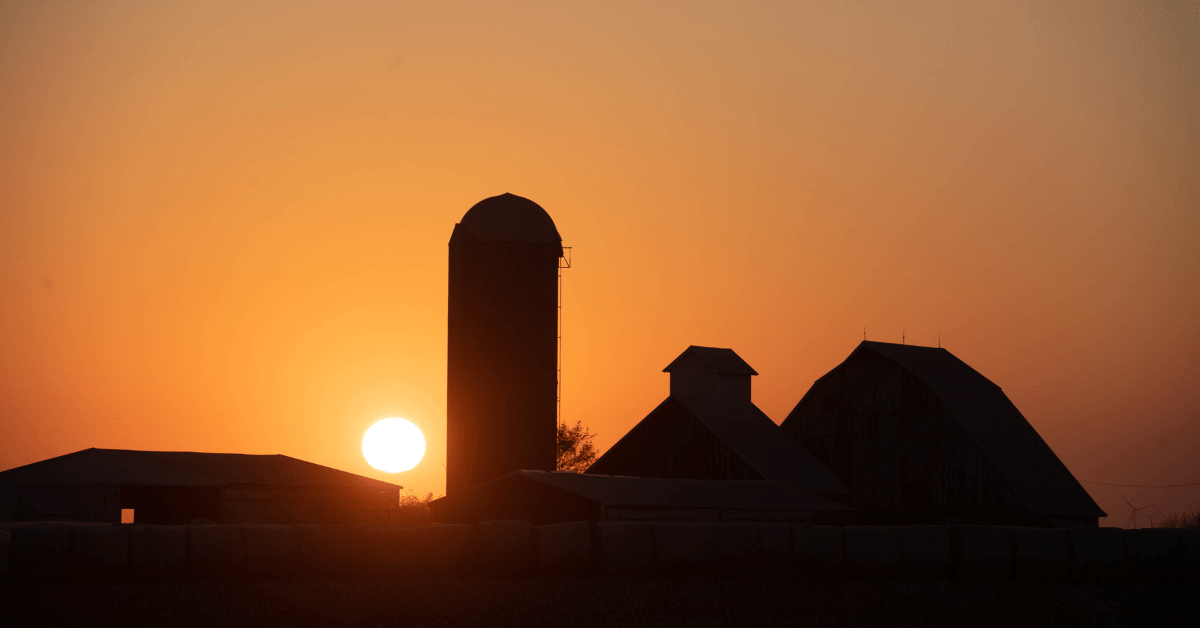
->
left=2, top=0, right=1197, bottom=527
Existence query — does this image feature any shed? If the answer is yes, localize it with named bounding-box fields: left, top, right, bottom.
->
left=0, top=448, right=401, bottom=524
left=586, top=346, right=850, bottom=499
left=781, top=341, right=1106, bottom=527
left=429, top=470, right=853, bottom=525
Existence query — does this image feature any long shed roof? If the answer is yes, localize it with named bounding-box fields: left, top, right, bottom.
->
left=443, top=470, right=851, bottom=513
left=0, top=448, right=401, bottom=491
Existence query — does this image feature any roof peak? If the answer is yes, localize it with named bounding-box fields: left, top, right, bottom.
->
left=860, top=340, right=948, bottom=350
left=854, top=340, right=998, bottom=389
left=663, top=345, right=758, bottom=376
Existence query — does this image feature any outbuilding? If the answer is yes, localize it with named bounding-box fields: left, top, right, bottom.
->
left=586, top=346, right=850, bottom=500
left=0, top=448, right=401, bottom=524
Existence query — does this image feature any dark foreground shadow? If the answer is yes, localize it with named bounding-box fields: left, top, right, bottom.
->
left=2, top=576, right=1192, bottom=628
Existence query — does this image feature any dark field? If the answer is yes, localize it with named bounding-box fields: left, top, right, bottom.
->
left=1, top=577, right=1195, bottom=628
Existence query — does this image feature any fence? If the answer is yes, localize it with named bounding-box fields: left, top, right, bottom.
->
left=2, top=521, right=1197, bottom=585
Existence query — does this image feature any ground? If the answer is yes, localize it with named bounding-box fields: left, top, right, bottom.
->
left=1, top=576, right=1195, bottom=627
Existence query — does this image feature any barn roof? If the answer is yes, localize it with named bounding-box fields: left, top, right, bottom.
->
left=587, top=394, right=850, bottom=496
left=0, top=448, right=401, bottom=491
left=835, top=341, right=1104, bottom=518
left=672, top=396, right=849, bottom=495
left=445, top=470, right=852, bottom=513
left=663, top=346, right=759, bottom=376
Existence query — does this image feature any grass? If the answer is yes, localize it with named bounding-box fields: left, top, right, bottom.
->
left=2, top=576, right=1195, bottom=628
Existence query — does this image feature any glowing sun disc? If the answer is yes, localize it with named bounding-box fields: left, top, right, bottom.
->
left=362, top=417, right=426, bottom=473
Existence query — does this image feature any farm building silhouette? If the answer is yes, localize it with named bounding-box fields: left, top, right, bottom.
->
left=435, top=194, right=1103, bottom=527
left=586, top=346, right=850, bottom=501
left=435, top=196, right=851, bottom=524
left=781, top=341, right=1106, bottom=527
left=0, top=448, right=401, bottom=524
left=1, top=194, right=1105, bottom=530
left=446, top=193, right=565, bottom=496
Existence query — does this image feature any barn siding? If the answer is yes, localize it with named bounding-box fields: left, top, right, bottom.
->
left=784, top=352, right=1044, bottom=526
left=586, top=399, right=762, bottom=482
left=222, top=485, right=398, bottom=524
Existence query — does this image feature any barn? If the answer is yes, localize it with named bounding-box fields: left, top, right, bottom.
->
left=0, top=448, right=401, bottom=525
left=586, top=346, right=850, bottom=500
left=781, top=341, right=1106, bottom=527
left=429, top=470, right=852, bottom=525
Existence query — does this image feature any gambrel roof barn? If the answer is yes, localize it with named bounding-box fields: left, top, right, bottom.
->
left=781, top=341, right=1106, bottom=527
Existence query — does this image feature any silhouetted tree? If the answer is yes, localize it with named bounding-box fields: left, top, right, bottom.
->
left=556, top=420, right=598, bottom=472
left=397, top=491, right=435, bottom=523
left=1156, top=498, right=1200, bottom=529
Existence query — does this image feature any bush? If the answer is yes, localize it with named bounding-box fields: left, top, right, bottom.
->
left=397, top=492, right=435, bottom=523
left=1156, top=499, right=1200, bottom=529
left=557, top=421, right=598, bottom=472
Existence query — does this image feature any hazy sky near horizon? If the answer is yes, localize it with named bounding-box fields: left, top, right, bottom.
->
left=2, top=1, right=1197, bottom=526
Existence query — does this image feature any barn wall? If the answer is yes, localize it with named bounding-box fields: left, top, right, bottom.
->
left=586, top=399, right=762, bottom=482
left=12, top=487, right=121, bottom=523
left=119, top=486, right=223, bottom=525
left=222, top=484, right=399, bottom=524
left=782, top=352, right=1044, bottom=526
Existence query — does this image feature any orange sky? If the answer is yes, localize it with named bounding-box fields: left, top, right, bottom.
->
left=2, top=1, right=1197, bottom=527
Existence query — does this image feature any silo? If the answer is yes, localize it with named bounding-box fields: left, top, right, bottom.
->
left=446, top=193, right=564, bottom=495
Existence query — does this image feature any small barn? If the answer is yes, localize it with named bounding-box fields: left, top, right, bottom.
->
left=429, top=470, right=852, bottom=525
left=586, top=346, right=850, bottom=500
left=781, top=341, right=1106, bottom=527
left=0, top=448, right=401, bottom=525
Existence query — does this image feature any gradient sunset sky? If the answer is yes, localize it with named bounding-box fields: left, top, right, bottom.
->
left=2, top=1, right=1197, bottom=526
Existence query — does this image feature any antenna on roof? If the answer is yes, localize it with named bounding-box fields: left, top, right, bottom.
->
left=902, top=329, right=905, bottom=345
left=863, top=326, right=866, bottom=341
left=938, top=333, right=941, bottom=348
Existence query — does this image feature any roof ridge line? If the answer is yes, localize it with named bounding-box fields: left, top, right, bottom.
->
left=673, top=395, right=841, bottom=492
left=95, top=449, right=224, bottom=484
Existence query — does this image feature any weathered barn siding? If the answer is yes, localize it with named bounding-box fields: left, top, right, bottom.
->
left=783, top=344, right=1099, bottom=526
left=222, top=485, right=403, bottom=524
left=785, top=351, right=1024, bottom=524
left=12, top=487, right=121, bottom=523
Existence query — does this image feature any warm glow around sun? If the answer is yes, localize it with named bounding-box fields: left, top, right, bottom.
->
left=362, top=417, right=426, bottom=473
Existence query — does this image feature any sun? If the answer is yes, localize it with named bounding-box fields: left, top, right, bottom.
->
left=362, top=417, right=426, bottom=473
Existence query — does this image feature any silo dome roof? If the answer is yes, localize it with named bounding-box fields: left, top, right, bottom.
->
left=457, top=193, right=562, bottom=244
